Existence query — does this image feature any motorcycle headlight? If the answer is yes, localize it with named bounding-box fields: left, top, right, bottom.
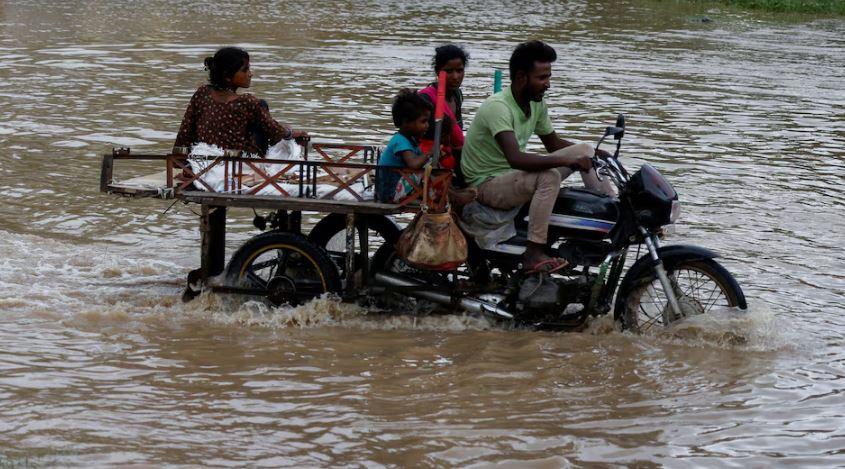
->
left=669, top=200, right=681, bottom=224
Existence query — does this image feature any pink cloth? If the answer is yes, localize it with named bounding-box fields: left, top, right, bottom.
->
left=418, top=85, right=464, bottom=150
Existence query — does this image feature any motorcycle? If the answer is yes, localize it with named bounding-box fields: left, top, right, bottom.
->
left=362, top=114, right=748, bottom=331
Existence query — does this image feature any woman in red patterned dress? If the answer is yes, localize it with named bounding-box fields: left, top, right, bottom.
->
left=174, top=47, right=307, bottom=154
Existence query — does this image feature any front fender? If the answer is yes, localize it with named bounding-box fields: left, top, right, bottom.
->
left=617, top=244, right=719, bottom=299
left=652, top=244, right=719, bottom=266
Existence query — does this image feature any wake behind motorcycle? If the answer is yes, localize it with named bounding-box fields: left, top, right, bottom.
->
left=364, top=114, right=748, bottom=331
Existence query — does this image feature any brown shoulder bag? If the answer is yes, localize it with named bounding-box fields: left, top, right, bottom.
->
left=395, top=166, right=467, bottom=271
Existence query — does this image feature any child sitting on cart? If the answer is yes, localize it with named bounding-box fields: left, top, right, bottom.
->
left=418, top=113, right=457, bottom=173
left=376, top=89, right=433, bottom=203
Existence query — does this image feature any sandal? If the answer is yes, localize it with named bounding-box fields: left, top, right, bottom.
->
left=524, top=257, right=569, bottom=274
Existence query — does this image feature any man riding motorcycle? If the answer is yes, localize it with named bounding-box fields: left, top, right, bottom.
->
left=461, top=40, right=614, bottom=274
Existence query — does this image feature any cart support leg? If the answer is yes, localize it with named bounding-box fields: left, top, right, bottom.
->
left=360, top=217, right=369, bottom=285
left=201, top=205, right=227, bottom=281
left=99, top=153, right=114, bottom=193
left=345, top=213, right=356, bottom=296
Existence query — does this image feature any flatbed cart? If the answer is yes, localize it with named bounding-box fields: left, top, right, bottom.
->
left=100, top=141, right=454, bottom=306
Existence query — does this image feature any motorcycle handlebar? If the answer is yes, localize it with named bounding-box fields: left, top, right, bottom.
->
left=593, top=114, right=628, bottom=184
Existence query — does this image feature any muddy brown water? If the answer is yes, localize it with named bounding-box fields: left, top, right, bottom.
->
left=1, top=0, right=844, bottom=466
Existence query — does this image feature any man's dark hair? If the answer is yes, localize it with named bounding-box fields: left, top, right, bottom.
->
left=509, top=40, right=557, bottom=80
left=391, top=89, right=433, bottom=127
left=204, top=47, right=249, bottom=90
left=432, top=44, right=469, bottom=72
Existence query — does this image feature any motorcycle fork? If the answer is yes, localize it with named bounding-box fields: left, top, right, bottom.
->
left=587, top=248, right=627, bottom=313
left=602, top=248, right=628, bottom=301
left=640, top=228, right=683, bottom=322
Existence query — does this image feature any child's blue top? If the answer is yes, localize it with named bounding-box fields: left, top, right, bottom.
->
left=377, top=132, right=422, bottom=202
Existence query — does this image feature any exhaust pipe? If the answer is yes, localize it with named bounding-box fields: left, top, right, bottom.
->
left=374, top=272, right=514, bottom=320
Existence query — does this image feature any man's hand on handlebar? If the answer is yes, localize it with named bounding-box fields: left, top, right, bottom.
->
left=570, top=153, right=593, bottom=172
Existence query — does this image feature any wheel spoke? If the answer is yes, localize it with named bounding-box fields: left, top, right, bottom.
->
left=679, top=270, right=726, bottom=313
left=267, top=253, right=278, bottom=279
left=703, top=284, right=724, bottom=311
left=687, top=272, right=708, bottom=298
left=639, top=300, right=661, bottom=322
left=251, top=258, right=277, bottom=273
left=276, top=249, right=290, bottom=276
left=677, top=270, right=698, bottom=298
left=243, top=270, right=268, bottom=289
left=685, top=270, right=700, bottom=296
left=635, top=284, right=666, bottom=330
left=640, top=306, right=663, bottom=330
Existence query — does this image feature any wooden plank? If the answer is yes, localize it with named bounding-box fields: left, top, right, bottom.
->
left=115, top=170, right=168, bottom=187
left=311, top=141, right=380, bottom=149
left=106, top=170, right=171, bottom=198
left=110, top=154, right=171, bottom=160
left=179, top=191, right=413, bottom=214
left=106, top=185, right=163, bottom=197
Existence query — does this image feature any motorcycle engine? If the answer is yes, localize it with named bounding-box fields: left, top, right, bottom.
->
left=517, top=274, right=589, bottom=316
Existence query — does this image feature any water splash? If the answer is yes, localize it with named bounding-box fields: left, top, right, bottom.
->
left=182, top=292, right=498, bottom=332
left=655, top=306, right=797, bottom=352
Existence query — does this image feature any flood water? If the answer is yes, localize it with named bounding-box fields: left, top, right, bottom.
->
left=1, top=0, right=844, bottom=465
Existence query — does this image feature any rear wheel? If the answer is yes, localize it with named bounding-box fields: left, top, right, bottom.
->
left=225, top=231, right=341, bottom=306
left=368, top=242, right=458, bottom=311
left=308, top=213, right=400, bottom=278
left=369, top=242, right=444, bottom=286
left=615, top=258, right=745, bottom=333
left=369, top=242, right=498, bottom=310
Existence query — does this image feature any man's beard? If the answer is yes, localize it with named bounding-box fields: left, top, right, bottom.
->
left=521, top=83, right=544, bottom=102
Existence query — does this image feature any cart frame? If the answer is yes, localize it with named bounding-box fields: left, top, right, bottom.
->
left=100, top=142, right=451, bottom=300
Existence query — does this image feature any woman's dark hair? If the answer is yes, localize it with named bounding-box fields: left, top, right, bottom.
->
left=392, top=89, right=433, bottom=127
left=204, top=47, right=249, bottom=89
left=432, top=44, right=469, bottom=72
left=509, top=40, right=557, bottom=79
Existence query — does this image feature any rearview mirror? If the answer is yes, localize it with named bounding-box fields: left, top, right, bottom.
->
left=604, top=126, right=624, bottom=137
left=614, top=114, right=625, bottom=140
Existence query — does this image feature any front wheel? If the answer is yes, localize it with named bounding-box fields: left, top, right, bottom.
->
left=225, top=231, right=341, bottom=306
left=615, top=258, right=745, bottom=333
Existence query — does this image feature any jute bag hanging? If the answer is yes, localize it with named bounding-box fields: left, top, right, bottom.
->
left=395, top=70, right=467, bottom=271
left=396, top=166, right=467, bottom=270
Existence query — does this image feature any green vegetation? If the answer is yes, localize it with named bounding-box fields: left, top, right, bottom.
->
left=706, top=0, right=845, bottom=14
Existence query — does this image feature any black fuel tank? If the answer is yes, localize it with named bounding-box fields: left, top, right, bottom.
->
left=549, top=188, right=619, bottom=239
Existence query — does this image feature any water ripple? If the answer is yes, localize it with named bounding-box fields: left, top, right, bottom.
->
left=1, top=0, right=844, bottom=465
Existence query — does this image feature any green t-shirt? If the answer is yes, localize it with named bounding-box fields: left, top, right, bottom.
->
left=461, top=86, right=554, bottom=186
